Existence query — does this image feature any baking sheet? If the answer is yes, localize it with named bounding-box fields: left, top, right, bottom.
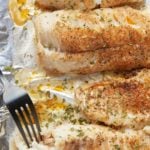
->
left=0, top=0, right=150, bottom=150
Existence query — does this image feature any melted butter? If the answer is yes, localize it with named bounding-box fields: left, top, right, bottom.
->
left=20, top=9, right=29, bottom=19
left=126, top=17, right=136, bottom=25
left=9, top=0, right=39, bottom=26
left=36, top=99, right=66, bottom=111
left=17, top=0, right=26, bottom=5
left=54, top=85, right=65, bottom=91
left=9, top=0, right=29, bottom=25
left=22, top=99, right=66, bottom=124
left=35, top=99, right=66, bottom=122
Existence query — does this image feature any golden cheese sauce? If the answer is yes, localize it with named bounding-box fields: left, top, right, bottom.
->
left=9, top=0, right=39, bottom=25
left=35, top=99, right=66, bottom=122
left=33, top=99, right=89, bottom=126
left=9, top=0, right=29, bottom=25
left=17, top=0, right=26, bottom=5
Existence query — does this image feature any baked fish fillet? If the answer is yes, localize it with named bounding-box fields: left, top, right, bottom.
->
left=75, top=73, right=150, bottom=129
left=10, top=124, right=150, bottom=150
left=34, top=7, right=150, bottom=53
left=35, top=0, right=144, bottom=10
left=37, top=42, right=150, bottom=75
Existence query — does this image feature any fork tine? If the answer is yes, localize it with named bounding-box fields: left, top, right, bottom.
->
left=3, top=85, right=42, bottom=145
left=10, top=109, right=30, bottom=148
left=23, top=105, right=39, bottom=142
left=26, top=97, right=42, bottom=140
left=17, top=107, right=33, bottom=142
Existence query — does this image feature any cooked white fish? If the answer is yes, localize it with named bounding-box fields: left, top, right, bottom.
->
left=34, top=7, right=150, bottom=53
left=10, top=124, right=150, bottom=150
left=37, top=42, right=150, bottom=75
left=75, top=74, right=150, bottom=129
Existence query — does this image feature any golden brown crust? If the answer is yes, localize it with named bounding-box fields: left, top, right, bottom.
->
left=114, top=82, right=150, bottom=113
left=35, top=0, right=144, bottom=10
left=37, top=42, right=150, bottom=75
left=35, top=0, right=96, bottom=10
left=55, top=25, right=149, bottom=53
left=79, top=81, right=150, bottom=113
left=34, top=8, right=150, bottom=53
left=75, top=78, right=150, bottom=129
left=101, top=0, right=144, bottom=7
left=62, top=136, right=150, bottom=150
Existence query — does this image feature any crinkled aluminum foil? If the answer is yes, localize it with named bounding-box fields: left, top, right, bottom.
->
left=0, top=0, right=13, bottom=68
left=0, top=0, right=15, bottom=149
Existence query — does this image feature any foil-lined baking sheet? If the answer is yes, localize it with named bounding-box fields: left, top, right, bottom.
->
left=0, top=0, right=150, bottom=150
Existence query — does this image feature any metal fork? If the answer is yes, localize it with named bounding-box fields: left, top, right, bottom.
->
left=1, top=72, right=42, bottom=148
